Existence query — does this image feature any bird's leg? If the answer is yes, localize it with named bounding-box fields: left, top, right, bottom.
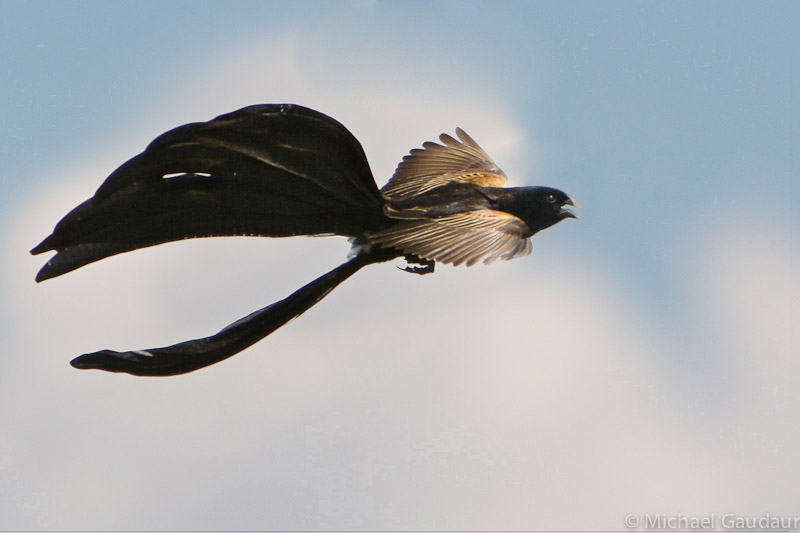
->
left=399, top=255, right=435, bottom=275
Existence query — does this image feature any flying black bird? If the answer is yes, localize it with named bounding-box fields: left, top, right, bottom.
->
left=31, top=104, right=578, bottom=376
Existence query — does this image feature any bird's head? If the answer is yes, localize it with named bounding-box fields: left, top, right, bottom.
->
left=512, top=186, right=579, bottom=235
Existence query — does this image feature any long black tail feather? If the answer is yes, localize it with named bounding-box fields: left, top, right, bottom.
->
left=32, top=104, right=387, bottom=281
left=70, top=250, right=394, bottom=376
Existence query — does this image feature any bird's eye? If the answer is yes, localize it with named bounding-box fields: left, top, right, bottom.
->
left=545, top=194, right=557, bottom=204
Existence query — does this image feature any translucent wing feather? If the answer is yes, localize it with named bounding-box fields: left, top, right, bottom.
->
left=380, top=128, right=507, bottom=201
left=369, top=210, right=531, bottom=266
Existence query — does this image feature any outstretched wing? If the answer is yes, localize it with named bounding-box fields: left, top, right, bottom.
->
left=32, top=104, right=384, bottom=282
left=380, top=128, right=507, bottom=201
left=369, top=209, right=532, bottom=267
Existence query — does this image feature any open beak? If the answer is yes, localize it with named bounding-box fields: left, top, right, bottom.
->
left=562, top=196, right=580, bottom=219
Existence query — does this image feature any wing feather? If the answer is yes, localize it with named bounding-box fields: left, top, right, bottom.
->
left=369, top=210, right=531, bottom=267
left=380, top=128, right=507, bottom=200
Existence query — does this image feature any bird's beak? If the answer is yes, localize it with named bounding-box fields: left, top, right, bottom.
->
left=562, top=196, right=580, bottom=219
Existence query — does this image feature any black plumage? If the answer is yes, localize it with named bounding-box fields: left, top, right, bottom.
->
left=32, top=104, right=578, bottom=376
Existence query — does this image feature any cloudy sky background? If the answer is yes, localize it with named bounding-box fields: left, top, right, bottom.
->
left=2, top=1, right=799, bottom=530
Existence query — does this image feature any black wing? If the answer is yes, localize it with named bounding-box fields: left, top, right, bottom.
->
left=32, top=104, right=385, bottom=281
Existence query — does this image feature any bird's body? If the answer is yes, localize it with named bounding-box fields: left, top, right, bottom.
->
left=32, top=104, right=577, bottom=376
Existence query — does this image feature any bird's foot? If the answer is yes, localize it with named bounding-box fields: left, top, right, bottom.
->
left=399, top=256, right=435, bottom=275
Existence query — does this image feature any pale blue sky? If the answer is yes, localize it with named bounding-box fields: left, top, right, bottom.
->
left=2, top=1, right=799, bottom=530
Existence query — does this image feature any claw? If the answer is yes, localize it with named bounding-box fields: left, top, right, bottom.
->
left=399, top=256, right=435, bottom=275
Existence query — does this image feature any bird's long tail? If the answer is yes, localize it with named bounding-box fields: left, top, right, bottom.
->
left=70, top=250, right=392, bottom=376
left=31, top=104, right=387, bottom=281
